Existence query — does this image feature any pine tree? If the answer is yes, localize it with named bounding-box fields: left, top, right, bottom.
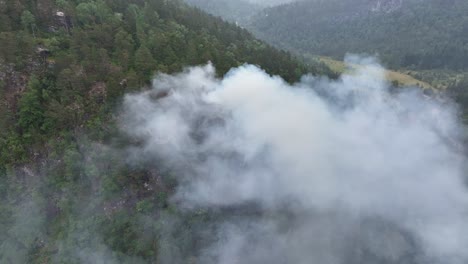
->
left=18, top=76, right=44, bottom=136
left=20, top=10, right=36, bottom=38
left=134, top=44, right=156, bottom=81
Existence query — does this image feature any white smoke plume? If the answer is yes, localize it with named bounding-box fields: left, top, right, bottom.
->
left=122, top=57, right=468, bottom=264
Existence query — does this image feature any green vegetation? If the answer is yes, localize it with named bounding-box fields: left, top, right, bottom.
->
left=317, top=56, right=434, bottom=90
left=1, top=0, right=467, bottom=262
left=243, top=0, right=468, bottom=115
left=185, top=0, right=261, bottom=23
left=248, top=0, right=468, bottom=71
left=0, top=0, right=334, bottom=262
left=0, top=0, right=331, bottom=163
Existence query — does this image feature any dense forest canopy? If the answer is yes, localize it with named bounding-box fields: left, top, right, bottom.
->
left=185, top=0, right=262, bottom=23
left=0, top=0, right=335, bottom=262
left=0, top=0, right=334, bottom=163
left=2, top=0, right=468, bottom=263
left=248, top=0, right=468, bottom=71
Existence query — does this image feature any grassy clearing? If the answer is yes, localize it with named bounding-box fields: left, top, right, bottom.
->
left=318, top=56, right=435, bottom=90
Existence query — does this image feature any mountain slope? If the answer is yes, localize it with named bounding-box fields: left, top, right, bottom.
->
left=185, top=0, right=262, bottom=23
left=317, top=56, right=433, bottom=89
left=248, top=0, right=468, bottom=70
left=0, top=0, right=333, bottom=262
left=0, top=0, right=327, bottom=161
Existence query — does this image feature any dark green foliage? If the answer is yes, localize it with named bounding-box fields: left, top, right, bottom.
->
left=248, top=0, right=468, bottom=71
left=0, top=0, right=327, bottom=165
left=0, top=0, right=332, bottom=262
left=134, top=44, right=157, bottom=81
left=18, top=76, right=45, bottom=135
left=20, top=10, right=36, bottom=36
left=448, top=74, right=468, bottom=120
left=185, top=0, right=261, bottom=23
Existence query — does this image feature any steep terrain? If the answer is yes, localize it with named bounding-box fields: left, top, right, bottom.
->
left=185, top=0, right=261, bottom=23
left=2, top=0, right=468, bottom=263
left=249, top=0, right=468, bottom=71
left=184, top=0, right=451, bottom=89
left=317, top=56, right=434, bottom=89
left=0, top=0, right=330, bottom=162
left=0, top=0, right=334, bottom=262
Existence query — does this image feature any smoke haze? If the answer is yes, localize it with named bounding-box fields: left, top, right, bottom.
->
left=122, top=57, right=468, bottom=264
left=247, top=0, right=297, bottom=6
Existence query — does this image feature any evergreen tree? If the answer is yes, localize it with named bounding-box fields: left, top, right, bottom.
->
left=18, top=76, right=44, bottom=136
left=20, top=10, right=36, bottom=37
left=134, top=44, right=157, bottom=81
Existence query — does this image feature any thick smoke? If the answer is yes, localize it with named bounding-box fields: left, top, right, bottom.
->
left=122, top=57, right=468, bottom=264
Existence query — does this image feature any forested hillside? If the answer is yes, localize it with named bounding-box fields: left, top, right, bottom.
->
left=185, top=0, right=261, bottom=23
left=3, top=0, right=468, bottom=263
left=249, top=0, right=468, bottom=71
left=0, top=0, right=334, bottom=262
left=0, top=0, right=335, bottom=164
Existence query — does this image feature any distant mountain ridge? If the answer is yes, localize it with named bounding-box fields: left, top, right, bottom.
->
left=185, top=0, right=261, bottom=23
left=248, top=0, right=468, bottom=70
